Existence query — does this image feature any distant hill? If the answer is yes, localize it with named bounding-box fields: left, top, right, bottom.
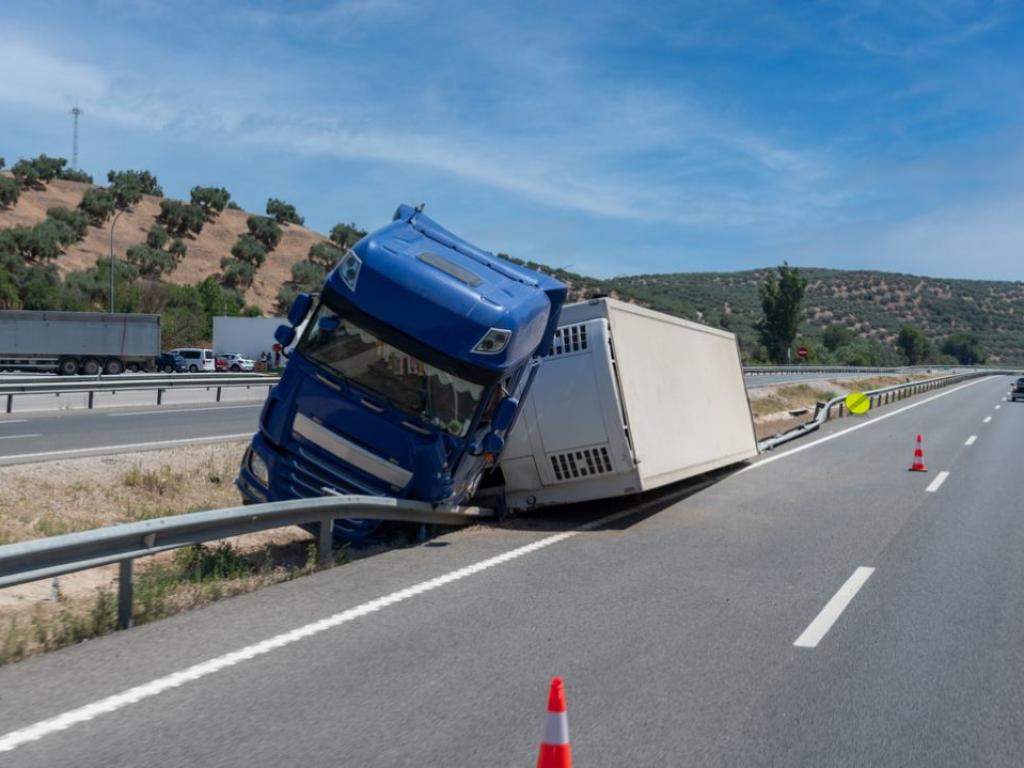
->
left=0, top=176, right=326, bottom=314
left=2, top=176, right=1022, bottom=361
left=513, top=264, right=1024, bottom=363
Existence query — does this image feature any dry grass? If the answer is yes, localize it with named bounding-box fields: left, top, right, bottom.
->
left=0, top=441, right=248, bottom=545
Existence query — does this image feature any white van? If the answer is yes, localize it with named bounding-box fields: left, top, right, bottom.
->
left=169, top=347, right=215, bottom=373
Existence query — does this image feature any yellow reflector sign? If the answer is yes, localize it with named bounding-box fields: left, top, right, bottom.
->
left=845, top=392, right=871, bottom=415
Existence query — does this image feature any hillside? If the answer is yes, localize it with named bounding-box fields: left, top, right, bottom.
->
left=0, top=177, right=326, bottom=314
left=2, top=175, right=1022, bottom=361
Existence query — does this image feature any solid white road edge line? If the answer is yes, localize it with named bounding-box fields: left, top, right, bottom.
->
left=965, top=435, right=977, bottom=446
left=0, top=419, right=29, bottom=424
left=106, top=405, right=262, bottom=417
left=794, top=567, right=875, bottom=649
left=0, top=434, right=40, bottom=440
left=925, top=471, right=950, bottom=493
left=0, top=504, right=640, bottom=754
left=984, top=416, right=992, bottom=423
left=741, top=376, right=992, bottom=474
left=0, top=434, right=253, bottom=464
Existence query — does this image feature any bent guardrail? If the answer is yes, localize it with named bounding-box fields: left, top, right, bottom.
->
left=0, top=496, right=492, bottom=629
left=756, top=370, right=1013, bottom=452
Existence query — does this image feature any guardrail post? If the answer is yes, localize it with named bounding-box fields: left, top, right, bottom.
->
left=318, top=517, right=333, bottom=567
left=157, top=388, right=163, bottom=406
left=118, top=559, right=134, bottom=629
left=88, top=390, right=94, bottom=410
left=216, top=386, right=222, bottom=403
left=5, top=393, right=11, bottom=414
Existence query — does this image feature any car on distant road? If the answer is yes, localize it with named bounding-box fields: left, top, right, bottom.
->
left=1011, top=377, right=1024, bottom=402
left=220, top=353, right=255, bottom=372
left=168, top=347, right=216, bottom=373
left=214, top=355, right=229, bottom=372
left=154, top=352, right=186, bottom=373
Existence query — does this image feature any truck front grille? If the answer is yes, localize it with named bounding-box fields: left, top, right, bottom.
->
left=284, top=443, right=387, bottom=498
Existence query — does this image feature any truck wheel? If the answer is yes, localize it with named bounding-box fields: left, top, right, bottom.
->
left=58, top=357, right=79, bottom=376
left=81, top=358, right=100, bottom=376
left=188, top=364, right=199, bottom=373
left=104, top=359, right=124, bottom=375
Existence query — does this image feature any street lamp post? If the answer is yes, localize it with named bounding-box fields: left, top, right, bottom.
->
left=109, top=208, right=125, bottom=313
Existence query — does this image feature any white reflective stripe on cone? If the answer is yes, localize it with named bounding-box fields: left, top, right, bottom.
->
left=543, top=712, right=570, bottom=745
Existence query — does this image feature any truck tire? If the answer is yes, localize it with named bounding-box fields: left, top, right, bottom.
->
left=81, top=358, right=101, bottom=376
left=58, top=357, right=79, bottom=376
left=104, top=358, right=124, bottom=375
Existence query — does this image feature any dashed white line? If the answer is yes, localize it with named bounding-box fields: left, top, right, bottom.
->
left=925, top=471, right=950, bottom=493
left=0, top=434, right=40, bottom=440
left=965, top=435, right=977, bottom=446
left=995, top=405, right=1001, bottom=410
left=794, top=567, right=875, bottom=649
left=0, top=504, right=640, bottom=754
left=984, top=416, right=992, bottom=424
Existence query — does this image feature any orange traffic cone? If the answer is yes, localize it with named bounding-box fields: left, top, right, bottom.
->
left=537, top=677, right=572, bottom=768
left=909, top=434, right=928, bottom=472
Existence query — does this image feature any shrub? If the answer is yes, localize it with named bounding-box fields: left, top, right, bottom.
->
left=230, top=235, right=267, bottom=267
left=307, top=241, right=342, bottom=270
left=146, top=225, right=169, bottom=250
left=79, top=188, right=115, bottom=225
left=158, top=199, right=205, bottom=237
left=125, top=245, right=177, bottom=280
left=59, top=168, right=93, bottom=183
left=46, top=207, right=89, bottom=242
left=190, top=186, right=231, bottom=218
left=246, top=215, right=282, bottom=251
left=0, top=176, right=19, bottom=207
left=107, top=169, right=162, bottom=197
left=329, top=222, right=366, bottom=248
left=266, top=198, right=304, bottom=225
left=10, top=159, right=39, bottom=188
left=220, top=258, right=256, bottom=290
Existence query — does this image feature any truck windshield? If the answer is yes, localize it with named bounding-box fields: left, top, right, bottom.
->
left=297, top=304, right=485, bottom=437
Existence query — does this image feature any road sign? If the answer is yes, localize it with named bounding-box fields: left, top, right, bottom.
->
left=797, top=346, right=809, bottom=358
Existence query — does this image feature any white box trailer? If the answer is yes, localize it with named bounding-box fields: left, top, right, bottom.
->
left=499, top=298, right=758, bottom=511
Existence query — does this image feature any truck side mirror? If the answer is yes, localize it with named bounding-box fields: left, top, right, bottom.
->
left=288, top=293, right=313, bottom=327
left=491, top=397, right=519, bottom=433
left=275, top=324, right=296, bottom=348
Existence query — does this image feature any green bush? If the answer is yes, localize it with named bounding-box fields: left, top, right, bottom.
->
left=329, top=222, right=366, bottom=248
left=230, top=234, right=268, bottom=267
left=220, top=258, right=256, bottom=290
left=10, top=159, right=39, bottom=188
left=59, top=168, right=93, bottom=183
left=266, top=198, right=304, bottom=225
left=79, top=188, right=115, bottom=225
left=307, top=241, right=342, bottom=270
left=107, top=169, right=162, bottom=197
left=125, top=244, right=177, bottom=280
left=0, top=176, right=19, bottom=207
left=158, top=199, right=205, bottom=237
left=46, top=207, right=89, bottom=242
left=190, top=186, right=231, bottom=217
left=246, top=215, right=282, bottom=251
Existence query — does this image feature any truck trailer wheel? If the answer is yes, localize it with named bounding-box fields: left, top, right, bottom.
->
left=81, top=358, right=101, bottom=376
left=104, top=358, right=124, bottom=375
left=58, top=357, right=79, bottom=376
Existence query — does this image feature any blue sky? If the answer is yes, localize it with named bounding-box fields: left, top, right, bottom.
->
left=2, top=1, right=1023, bottom=280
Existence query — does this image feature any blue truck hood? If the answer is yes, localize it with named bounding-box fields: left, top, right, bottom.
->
left=323, top=205, right=566, bottom=379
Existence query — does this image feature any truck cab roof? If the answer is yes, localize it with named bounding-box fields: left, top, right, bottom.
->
left=322, top=204, right=565, bottom=381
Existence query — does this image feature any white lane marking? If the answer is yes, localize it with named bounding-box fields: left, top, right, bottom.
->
left=0, top=434, right=252, bottom=464
left=0, top=505, right=637, bottom=753
left=984, top=416, right=992, bottom=423
left=995, top=405, right=1001, bottom=410
left=0, top=419, right=29, bottom=425
left=794, top=567, right=875, bottom=649
left=107, top=405, right=262, bottom=417
left=965, top=435, right=977, bottom=446
left=0, top=434, right=40, bottom=440
left=925, top=471, right=950, bottom=493
left=742, top=376, right=992, bottom=474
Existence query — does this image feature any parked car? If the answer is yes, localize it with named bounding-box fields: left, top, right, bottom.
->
left=220, top=352, right=255, bottom=372
left=1011, top=377, right=1024, bottom=402
left=168, top=347, right=216, bottom=373
left=154, top=352, right=186, bottom=373
left=214, top=355, right=229, bottom=372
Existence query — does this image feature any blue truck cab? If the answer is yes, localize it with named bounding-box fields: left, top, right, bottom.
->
left=236, top=204, right=566, bottom=540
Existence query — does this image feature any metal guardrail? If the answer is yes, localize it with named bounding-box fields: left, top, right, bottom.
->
left=0, top=496, right=492, bottom=629
left=742, top=365, right=955, bottom=376
left=0, top=374, right=280, bottom=413
left=756, top=370, right=1012, bottom=451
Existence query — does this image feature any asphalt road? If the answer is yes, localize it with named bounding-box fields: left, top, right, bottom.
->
left=0, top=403, right=261, bottom=464
left=0, top=375, right=1018, bottom=766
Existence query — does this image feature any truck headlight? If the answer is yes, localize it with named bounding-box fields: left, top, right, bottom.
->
left=473, top=328, right=512, bottom=355
left=249, top=451, right=269, bottom=487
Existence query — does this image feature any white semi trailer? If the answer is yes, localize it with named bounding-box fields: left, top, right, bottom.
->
left=498, top=298, right=758, bottom=511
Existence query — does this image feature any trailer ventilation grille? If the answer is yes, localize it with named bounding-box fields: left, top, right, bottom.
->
left=550, top=324, right=589, bottom=356
left=549, top=445, right=614, bottom=482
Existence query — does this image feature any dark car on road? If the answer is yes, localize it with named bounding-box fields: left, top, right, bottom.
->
left=1011, top=377, right=1024, bottom=402
left=155, top=352, right=186, bottom=373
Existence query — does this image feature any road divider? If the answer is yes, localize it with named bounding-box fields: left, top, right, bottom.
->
left=794, top=566, right=875, bottom=649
